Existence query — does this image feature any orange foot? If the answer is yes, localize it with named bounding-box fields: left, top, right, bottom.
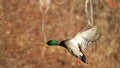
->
left=77, top=58, right=81, bottom=65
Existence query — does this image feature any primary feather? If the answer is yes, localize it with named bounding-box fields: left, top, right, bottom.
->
left=72, top=26, right=100, bottom=51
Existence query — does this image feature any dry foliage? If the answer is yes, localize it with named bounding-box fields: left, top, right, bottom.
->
left=0, top=0, right=120, bottom=68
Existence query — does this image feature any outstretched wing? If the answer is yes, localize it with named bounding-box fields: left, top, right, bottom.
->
left=72, top=26, right=101, bottom=51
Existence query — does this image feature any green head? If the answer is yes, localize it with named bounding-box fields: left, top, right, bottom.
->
left=47, top=40, right=59, bottom=46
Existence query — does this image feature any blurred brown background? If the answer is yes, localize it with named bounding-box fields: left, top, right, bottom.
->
left=0, top=0, right=120, bottom=68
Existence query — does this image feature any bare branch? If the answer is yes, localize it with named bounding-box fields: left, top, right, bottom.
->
left=39, top=0, right=51, bottom=15
left=39, top=0, right=51, bottom=57
left=85, top=0, right=94, bottom=26
left=85, top=0, right=90, bottom=26
left=90, top=0, right=94, bottom=26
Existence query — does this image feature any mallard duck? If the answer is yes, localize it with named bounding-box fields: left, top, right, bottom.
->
left=47, top=26, right=101, bottom=64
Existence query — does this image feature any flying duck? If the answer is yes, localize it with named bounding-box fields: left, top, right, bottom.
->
left=46, top=26, right=101, bottom=64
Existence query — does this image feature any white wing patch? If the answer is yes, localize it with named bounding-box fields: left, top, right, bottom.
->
left=72, top=26, right=101, bottom=51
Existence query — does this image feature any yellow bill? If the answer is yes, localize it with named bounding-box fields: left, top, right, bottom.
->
left=42, top=43, right=48, bottom=46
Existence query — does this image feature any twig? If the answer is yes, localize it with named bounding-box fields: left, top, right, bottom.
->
left=90, top=0, right=94, bottom=26
left=41, top=14, right=47, bottom=57
left=85, top=0, right=91, bottom=26
left=39, top=0, right=51, bottom=57
left=39, top=0, right=51, bottom=16
left=85, top=0, right=94, bottom=26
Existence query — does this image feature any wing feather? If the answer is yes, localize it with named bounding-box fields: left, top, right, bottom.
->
left=72, top=26, right=101, bottom=50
